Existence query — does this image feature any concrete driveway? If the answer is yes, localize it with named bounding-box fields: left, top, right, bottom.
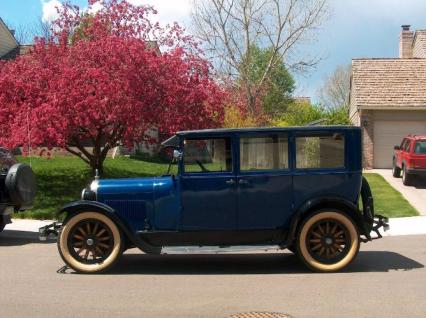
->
left=373, top=169, right=426, bottom=215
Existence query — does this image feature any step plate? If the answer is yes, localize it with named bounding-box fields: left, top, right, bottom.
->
left=161, top=245, right=282, bottom=254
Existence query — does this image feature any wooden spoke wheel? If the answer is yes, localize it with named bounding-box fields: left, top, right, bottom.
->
left=58, top=212, right=123, bottom=274
left=297, top=210, right=359, bottom=272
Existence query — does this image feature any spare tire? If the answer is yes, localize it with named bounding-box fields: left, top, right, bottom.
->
left=5, top=163, right=36, bottom=209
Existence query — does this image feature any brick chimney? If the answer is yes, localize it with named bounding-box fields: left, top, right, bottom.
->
left=399, top=25, right=414, bottom=58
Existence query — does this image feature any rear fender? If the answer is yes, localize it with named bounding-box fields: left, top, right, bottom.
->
left=57, top=201, right=161, bottom=254
left=286, top=197, right=366, bottom=247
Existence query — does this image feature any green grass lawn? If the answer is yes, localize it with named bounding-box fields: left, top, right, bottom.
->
left=363, top=173, right=419, bottom=218
left=14, top=157, right=418, bottom=219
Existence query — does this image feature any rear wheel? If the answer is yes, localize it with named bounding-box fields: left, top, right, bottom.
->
left=296, top=210, right=360, bottom=272
left=402, top=165, right=413, bottom=186
left=58, top=212, right=123, bottom=274
left=392, top=158, right=401, bottom=177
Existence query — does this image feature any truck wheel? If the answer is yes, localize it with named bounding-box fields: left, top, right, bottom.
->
left=296, top=210, right=360, bottom=272
left=57, top=212, right=123, bottom=274
left=392, top=158, right=401, bottom=177
left=402, top=166, right=412, bottom=186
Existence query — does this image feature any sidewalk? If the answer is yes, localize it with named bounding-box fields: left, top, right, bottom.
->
left=1, top=216, right=426, bottom=240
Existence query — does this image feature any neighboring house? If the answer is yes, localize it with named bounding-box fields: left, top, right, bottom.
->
left=350, top=25, right=426, bottom=169
left=0, top=17, right=32, bottom=60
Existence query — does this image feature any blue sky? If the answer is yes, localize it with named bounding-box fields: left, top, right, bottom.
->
left=1, top=0, right=426, bottom=102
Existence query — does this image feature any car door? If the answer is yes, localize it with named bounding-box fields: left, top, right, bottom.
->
left=402, top=139, right=412, bottom=166
left=180, top=136, right=237, bottom=230
left=236, top=133, right=293, bottom=230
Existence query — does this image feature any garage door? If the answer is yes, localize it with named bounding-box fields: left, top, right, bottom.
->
left=374, top=121, right=426, bottom=168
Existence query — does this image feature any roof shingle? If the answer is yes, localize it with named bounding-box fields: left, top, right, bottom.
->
left=351, top=58, right=426, bottom=108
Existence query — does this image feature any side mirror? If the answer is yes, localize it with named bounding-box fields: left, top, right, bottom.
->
left=394, top=145, right=400, bottom=150
left=173, top=149, right=183, bottom=160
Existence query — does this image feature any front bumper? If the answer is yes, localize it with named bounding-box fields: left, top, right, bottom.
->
left=407, top=168, right=426, bottom=177
left=39, top=222, right=62, bottom=241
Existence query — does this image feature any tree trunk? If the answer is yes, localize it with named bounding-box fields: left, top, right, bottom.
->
left=65, top=143, right=107, bottom=177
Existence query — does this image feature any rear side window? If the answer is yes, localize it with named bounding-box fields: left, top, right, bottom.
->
left=415, top=140, right=426, bottom=154
left=184, top=138, right=232, bottom=173
left=240, top=135, right=288, bottom=171
left=296, top=133, right=345, bottom=169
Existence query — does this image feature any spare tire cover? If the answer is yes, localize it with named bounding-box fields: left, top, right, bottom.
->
left=5, top=163, right=36, bottom=208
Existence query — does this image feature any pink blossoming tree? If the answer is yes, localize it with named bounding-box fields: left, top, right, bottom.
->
left=0, top=0, right=225, bottom=174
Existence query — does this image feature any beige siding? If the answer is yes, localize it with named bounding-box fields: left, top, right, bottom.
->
left=0, top=20, right=18, bottom=58
left=413, top=31, right=426, bottom=58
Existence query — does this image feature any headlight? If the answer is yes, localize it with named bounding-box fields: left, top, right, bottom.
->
left=81, top=188, right=96, bottom=201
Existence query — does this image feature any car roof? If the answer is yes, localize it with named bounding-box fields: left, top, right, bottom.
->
left=176, top=125, right=360, bottom=136
left=161, top=126, right=360, bottom=147
left=406, top=135, right=426, bottom=140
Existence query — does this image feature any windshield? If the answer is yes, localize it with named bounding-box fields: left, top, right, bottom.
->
left=414, top=140, right=426, bottom=154
left=0, top=147, right=18, bottom=173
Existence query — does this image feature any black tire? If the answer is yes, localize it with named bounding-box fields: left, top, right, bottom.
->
left=402, top=165, right=413, bottom=186
left=5, top=163, right=36, bottom=209
left=296, top=210, right=360, bottom=272
left=57, top=212, right=124, bottom=274
left=392, top=158, right=401, bottom=178
left=0, top=221, right=5, bottom=232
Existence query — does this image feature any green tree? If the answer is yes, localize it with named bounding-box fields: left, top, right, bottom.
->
left=241, top=45, right=295, bottom=117
left=273, top=100, right=351, bottom=127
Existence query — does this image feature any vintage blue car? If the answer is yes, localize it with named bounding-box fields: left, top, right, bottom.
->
left=44, top=126, right=388, bottom=273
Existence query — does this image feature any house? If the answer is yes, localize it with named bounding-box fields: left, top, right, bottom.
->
left=349, top=25, right=426, bottom=169
left=0, top=18, right=32, bottom=60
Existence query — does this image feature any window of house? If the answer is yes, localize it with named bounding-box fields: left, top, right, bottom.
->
left=240, top=135, right=288, bottom=171
left=183, top=138, right=232, bottom=173
left=296, top=133, right=345, bottom=169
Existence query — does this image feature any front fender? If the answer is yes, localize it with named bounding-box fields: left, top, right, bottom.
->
left=57, top=200, right=161, bottom=254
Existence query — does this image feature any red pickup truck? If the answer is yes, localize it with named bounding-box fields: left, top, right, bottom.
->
left=393, top=135, right=426, bottom=185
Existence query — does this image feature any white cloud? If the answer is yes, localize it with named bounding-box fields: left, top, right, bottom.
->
left=40, top=0, right=63, bottom=23
left=88, top=1, right=104, bottom=14
left=127, top=0, right=192, bottom=26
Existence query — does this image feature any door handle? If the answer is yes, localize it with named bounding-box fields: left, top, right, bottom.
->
left=225, top=179, right=236, bottom=185
left=239, top=179, right=249, bottom=185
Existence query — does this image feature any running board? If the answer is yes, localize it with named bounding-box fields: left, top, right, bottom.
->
left=161, top=245, right=283, bottom=254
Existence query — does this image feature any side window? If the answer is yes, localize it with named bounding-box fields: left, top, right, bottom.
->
left=415, top=140, right=426, bottom=154
left=240, top=135, right=288, bottom=171
left=404, top=140, right=411, bottom=152
left=296, top=133, right=345, bottom=169
left=400, top=139, right=407, bottom=149
left=183, top=138, right=232, bottom=173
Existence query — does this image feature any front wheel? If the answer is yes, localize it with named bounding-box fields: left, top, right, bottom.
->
left=392, top=158, right=401, bottom=177
left=296, top=210, right=360, bottom=272
left=57, top=212, right=123, bottom=274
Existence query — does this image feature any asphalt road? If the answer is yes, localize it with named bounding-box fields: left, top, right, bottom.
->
left=0, top=232, right=425, bottom=318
